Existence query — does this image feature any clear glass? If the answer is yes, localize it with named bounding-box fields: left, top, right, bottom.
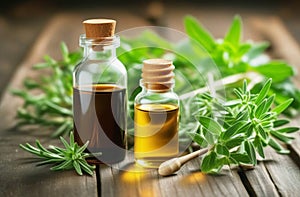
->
left=73, top=34, right=127, bottom=164
left=134, top=81, right=179, bottom=168
left=74, top=35, right=126, bottom=88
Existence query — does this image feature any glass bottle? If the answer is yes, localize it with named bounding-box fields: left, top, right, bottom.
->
left=134, top=59, right=179, bottom=168
left=73, top=19, right=127, bottom=164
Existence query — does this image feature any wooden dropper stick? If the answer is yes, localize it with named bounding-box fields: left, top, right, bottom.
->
left=158, top=147, right=209, bottom=176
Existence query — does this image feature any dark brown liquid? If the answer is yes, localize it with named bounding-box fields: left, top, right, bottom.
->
left=73, top=84, right=126, bottom=164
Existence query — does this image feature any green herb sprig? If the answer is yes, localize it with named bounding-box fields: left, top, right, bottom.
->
left=189, top=79, right=299, bottom=173
left=183, top=15, right=300, bottom=116
left=19, top=132, right=99, bottom=176
left=12, top=43, right=82, bottom=137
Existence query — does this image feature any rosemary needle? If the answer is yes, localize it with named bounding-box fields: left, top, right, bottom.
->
left=20, top=132, right=101, bottom=176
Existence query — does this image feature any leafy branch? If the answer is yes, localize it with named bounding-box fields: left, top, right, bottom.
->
left=12, top=43, right=82, bottom=137
left=20, top=132, right=100, bottom=176
left=183, top=15, right=300, bottom=116
left=189, top=79, right=298, bottom=173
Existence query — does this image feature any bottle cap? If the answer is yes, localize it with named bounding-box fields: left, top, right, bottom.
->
left=83, top=19, right=116, bottom=38
left=142, top=59, right=175, bottom=91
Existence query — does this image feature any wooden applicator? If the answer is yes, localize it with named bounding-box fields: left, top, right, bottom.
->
left=158, top=148, right=209, bottom=176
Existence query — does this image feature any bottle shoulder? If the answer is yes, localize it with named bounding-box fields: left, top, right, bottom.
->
left=74, top=58, right=126, bottom=75
left=73, top=57, right=127, bottom=87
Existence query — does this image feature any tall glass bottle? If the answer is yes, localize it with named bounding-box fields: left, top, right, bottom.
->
left=73, top=19, right=127, bottom=164
left=134, top=59, right=179, bottom=168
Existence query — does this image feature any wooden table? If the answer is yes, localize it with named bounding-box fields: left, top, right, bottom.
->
left=0, top=7, right=300, bottom=197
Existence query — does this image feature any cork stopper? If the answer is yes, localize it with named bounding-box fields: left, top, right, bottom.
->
left=83, top=19, right=116, bottom=38
left=142, top=59, right=175, bottom=91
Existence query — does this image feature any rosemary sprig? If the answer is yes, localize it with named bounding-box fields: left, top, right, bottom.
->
left=189, top=79, right=299, bottom=173
left=19, top=132, right=100, bottom=176
left=12, top=42, right=82, bottom=137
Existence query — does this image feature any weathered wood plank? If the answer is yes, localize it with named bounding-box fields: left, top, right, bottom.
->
left=239, top=162, right=280, bottom=197
left=157, top=158, right=248, bottom=197
left=263, top=147, right=300, bottom=197
left=100, top=153, right=162, bottom=197
left=101, top=153, right=248, bottom=197
left=0, top=16, right=47, bottom=98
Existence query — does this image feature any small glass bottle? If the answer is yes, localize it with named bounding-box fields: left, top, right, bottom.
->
left=73, top=19, right=127, bottom=164
left=134, top=59, right=179, bottom=168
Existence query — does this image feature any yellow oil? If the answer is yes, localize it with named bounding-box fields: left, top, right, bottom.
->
left=134, top=104, right=179, bottom=168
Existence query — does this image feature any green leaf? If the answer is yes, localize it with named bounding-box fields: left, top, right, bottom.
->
left=273, top=119, right=290, bottom=127
left=270, top=130, right=294, bottom=144
left=263, top=95, right=275, bottom=114
left=73, top=160, right=83, bottom=175
left=188, top=132, right=208, bottom=147
left=245, top=42, right=269, bottom=60
left=69, top=131, right=75, bottom=147
left=33, top=62, right=50, bottom=69
left=222, top=122, right=243, bottom=141
left=51, top=160, right=72, bottom=171
left=242, top=79, right=247, bottom=94
left=60, top=136, right=71, bottom=149
left=272, top=98, right=293, bottom=114
left=201, top=151, right=217, bottom=173
left=254, top=61, right=294, bottom=83
left=276, top=127, right=299, bottom=133
left=256, top=125, right=268, bottom=143
left=236, top=44, right=251, bottom=58
left=216, top=144, right=229, bottom=156
left=35, top=140, right=49, bottom=153
left=202, top=128, right=216, bottom=145
left=255, top=99, right=266, bottom=118
left=224, top=15, right=242, bottom=46
left=230, top=153, right=251, bottom=164
left=268, top=138, right=290, bottom=154
left=223, top=99, right=241, bottom=107
left=184, top=15, right=216, bottom=52
left=78, top=159, right=94, bottom=176
left=61, top=42, right=70, bottom=62
left=77, top=140, right=90, bottom=154
left=255, top=79, right=272, bottom=105
left=198, top=116, right=222, bottom=135
left=244, top=141, right=257, bottom=165
left=253, top=136, right=265, bottom=158
left=236, top=111, right=249, bottom=122
left=225, top=136, right=245, bottom=149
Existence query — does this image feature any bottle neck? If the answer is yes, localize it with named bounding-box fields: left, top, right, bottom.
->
left=83, top=45, right=116, bottom=60
left=80, top=34, right=119, bottom=60
left=140, top=80, right=175, bottom=93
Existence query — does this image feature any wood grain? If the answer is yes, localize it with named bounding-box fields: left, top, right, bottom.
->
left=159, top=159, right=248, bottom=197
left=0, top=17, right=46, bottom=98
left=263, top=147, right=300, bottom=197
